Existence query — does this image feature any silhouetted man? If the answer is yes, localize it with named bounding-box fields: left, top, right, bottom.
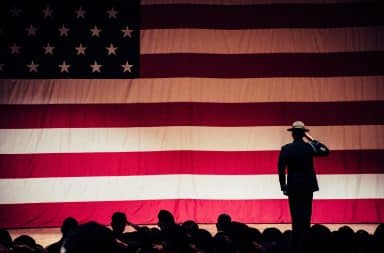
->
left=156, top=209, right=187, bottom=251
left=62, top=222, right=118, bottom=253
left=46, top=217, right=78, bottom=253
left=278, top=121, right=329, bottom=252
left=216, top=213, right=231, bottom=234
left=110, top=211, right=141, bottom=246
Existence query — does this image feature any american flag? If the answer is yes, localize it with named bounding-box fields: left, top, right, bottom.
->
left=0, top=0, right=383, bottom=228
left=0, top=0, right=139, bottom=78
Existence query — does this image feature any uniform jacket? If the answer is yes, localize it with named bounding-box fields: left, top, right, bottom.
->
left=278, top=139, right=330, bottom=194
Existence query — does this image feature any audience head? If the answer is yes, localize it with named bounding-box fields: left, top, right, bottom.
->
left=181, top=220, right=199, bottom=238
left=213, top=232, right=233, bottom=253
left=337, top=225, right=355, bottom=242
left=261, top=227, right=282, bottom=244
left=301, top=224, right=332, bottom=253
left=60, top=217, right=78, bottom=238
left=355, top=229, right=374, bottom=252
left=246, top=227, right=262, bottom=243
left=62, top=222, right=118, bottom=253
left=157, top=210, right=176, bottom=231
left=0, top=228, right=12, bottom=250
left=111, top=212, right=127, bottom=235
left=374, top=224, right=384, bottom=251
left=216, top=213, right=232, bottom=232
left=12, top=235, right=37, bottom=253
left=190, top=228, right=213, bottom=252
left=374, top=223, right=384, bottom=241
left=13, top=235, right=36, bottom=249
left=309, top=224, right=331, bottom=242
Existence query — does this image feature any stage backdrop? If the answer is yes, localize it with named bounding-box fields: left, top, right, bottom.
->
left=0, top=0, right=383, bottom=228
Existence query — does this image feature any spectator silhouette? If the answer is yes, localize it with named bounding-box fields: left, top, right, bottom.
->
left=181, top=220, right=199, bottom=249
left=189, top=228, right=213, bottom=253
left=213, top=213, right=234, bottom=253
left=156, top=209, right=188, bottom=251
left=12, top=235, right=46, bottom=253
left=111, top=212, right=128, bottom=241
left=111, top=211, right=142, bottom=240
left=330, top=225, right=356, bottom=253
left=374, top=224, right=384, bottom=253
left=261, top=227, right=283, bottom=253
left=0, top=228, right=12, bottom=252
left=355, top=229, right=374, bottom=253
left=302, top=224, right=331, bottom=253
left=181, top=220, right=199, bottom=239
left=46, top=217, right=78, bottom=253
left=2, top=213, right=382, bottom=253
left=214, top=214, right=261, bottom=253
left=215, top=213, right=231, bottom=234
left=13, top=236, right=36, bottom=249
left=62, top=222, right=119, bottom=253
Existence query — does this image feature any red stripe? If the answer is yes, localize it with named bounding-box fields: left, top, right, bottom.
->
left=1, top=199, right=383, bottom=228
left=1, top=101, right=383, bottom=128
left=0, top=150, right=382, bottom=178
left=140, top=52, right=384, bottom=78
left=141, top=3, right=383, bottom=29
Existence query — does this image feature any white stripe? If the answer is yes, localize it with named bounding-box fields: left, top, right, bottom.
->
left=0, top=174, right=382, bottom=204
left=141, top=27, right=384, bottom=54
left=1, top=77, right=383, bottom=104
left=141, top=0, right=365, bottom=5
left=0, top=125, right=383, bottom=154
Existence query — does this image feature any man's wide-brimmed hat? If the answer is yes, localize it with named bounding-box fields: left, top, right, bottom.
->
left=287, top=120, right=309, bottom=132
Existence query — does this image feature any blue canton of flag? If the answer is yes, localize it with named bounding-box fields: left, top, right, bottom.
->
left=0, top=0, right=140, bottom=78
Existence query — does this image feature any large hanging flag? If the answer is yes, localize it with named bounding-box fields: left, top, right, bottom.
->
left=0, top=0, right=383, bottom=228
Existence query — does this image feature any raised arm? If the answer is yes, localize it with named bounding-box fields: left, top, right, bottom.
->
left=305, top=133, right=330, bottom=156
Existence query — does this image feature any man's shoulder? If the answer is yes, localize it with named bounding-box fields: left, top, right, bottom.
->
left=282, top=141, right=311, bottom=150
left=281, top=142, right=295, bottom=152
left=282, top=141, right=302, bottom=147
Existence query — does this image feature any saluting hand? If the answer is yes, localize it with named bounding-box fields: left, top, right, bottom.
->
left=304, top=132, right=314, bottom=142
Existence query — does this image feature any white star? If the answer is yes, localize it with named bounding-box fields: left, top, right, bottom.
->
left=90, top=61, right=102, bottom=72
left=0, top=64, right=4, bottom=72
left=121, top=26, right=133, bottom=38
left=58, top=24, right=70, bottom=36
left=10, top=8, right=22, bottom=17
left=42, top=6, right=53, bottom=18
left=58, top=61, right=70, bottom=72
left=75, top=43, right=87, bottom=55
left=74, top=6, right=86, bottom=19
left=25, top=24, right=37, bottom=36
left=43, top=43, right=55, bottom=55
left=26, top=60, right=39, bottom=72
left=10, top=43, right=21, bottom=55
left=106, top=43, right=118, bottom=55
left=121, top=61, right=133, bottom=73
left=90, top=26, right=102, bottom=37
left=106, top=7, right=119, bottom=19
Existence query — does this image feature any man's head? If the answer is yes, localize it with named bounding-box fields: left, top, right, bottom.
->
left=288, top=121, right=309, bottom=140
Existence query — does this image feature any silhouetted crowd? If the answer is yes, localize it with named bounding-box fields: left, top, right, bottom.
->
left=1, top=210, right=383, bottom=253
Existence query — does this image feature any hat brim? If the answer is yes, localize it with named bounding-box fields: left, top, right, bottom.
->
left=287, top=127, right=309, bottom=132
